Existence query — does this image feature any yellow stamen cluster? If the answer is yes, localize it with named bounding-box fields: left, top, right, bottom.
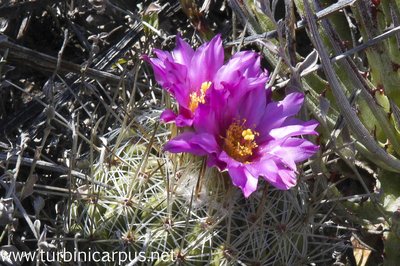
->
left=242, top=129, right=256, bottom=141
left=189, top=81, right=212, bottom=112
left=223, top=120, right=259, bottom=163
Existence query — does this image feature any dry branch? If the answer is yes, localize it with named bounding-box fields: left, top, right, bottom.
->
left=0, top=35, right=121, bottom=86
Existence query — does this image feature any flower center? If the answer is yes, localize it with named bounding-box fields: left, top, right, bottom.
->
left=223, top=119, right=259, bottom=163
left=189, top=81, right=212, bottom=112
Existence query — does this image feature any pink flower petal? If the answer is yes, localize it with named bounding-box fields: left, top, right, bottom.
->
left=172, top=34, right=194, bottom=66
left=160, top=109, right=177, bottom=123
left=269, top=120, right=319, bottom=139
left=228, top=164, right=259, bottom=198
left=189, top=34, right=224, bottom=90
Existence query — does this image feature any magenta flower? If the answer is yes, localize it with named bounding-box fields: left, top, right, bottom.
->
left=164, top=85, right=319, bottom=197
left=143, top=34, right=267, bottom=127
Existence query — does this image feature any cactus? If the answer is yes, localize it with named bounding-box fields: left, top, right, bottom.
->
left=67, top=106, right=344, bottom=265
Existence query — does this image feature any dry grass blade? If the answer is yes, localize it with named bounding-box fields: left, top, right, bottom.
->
left=0, top=36, right=121, bottom=86
left=228, top=0, right=356, bottom=45
left=0, top=153, right=111, bottom=188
